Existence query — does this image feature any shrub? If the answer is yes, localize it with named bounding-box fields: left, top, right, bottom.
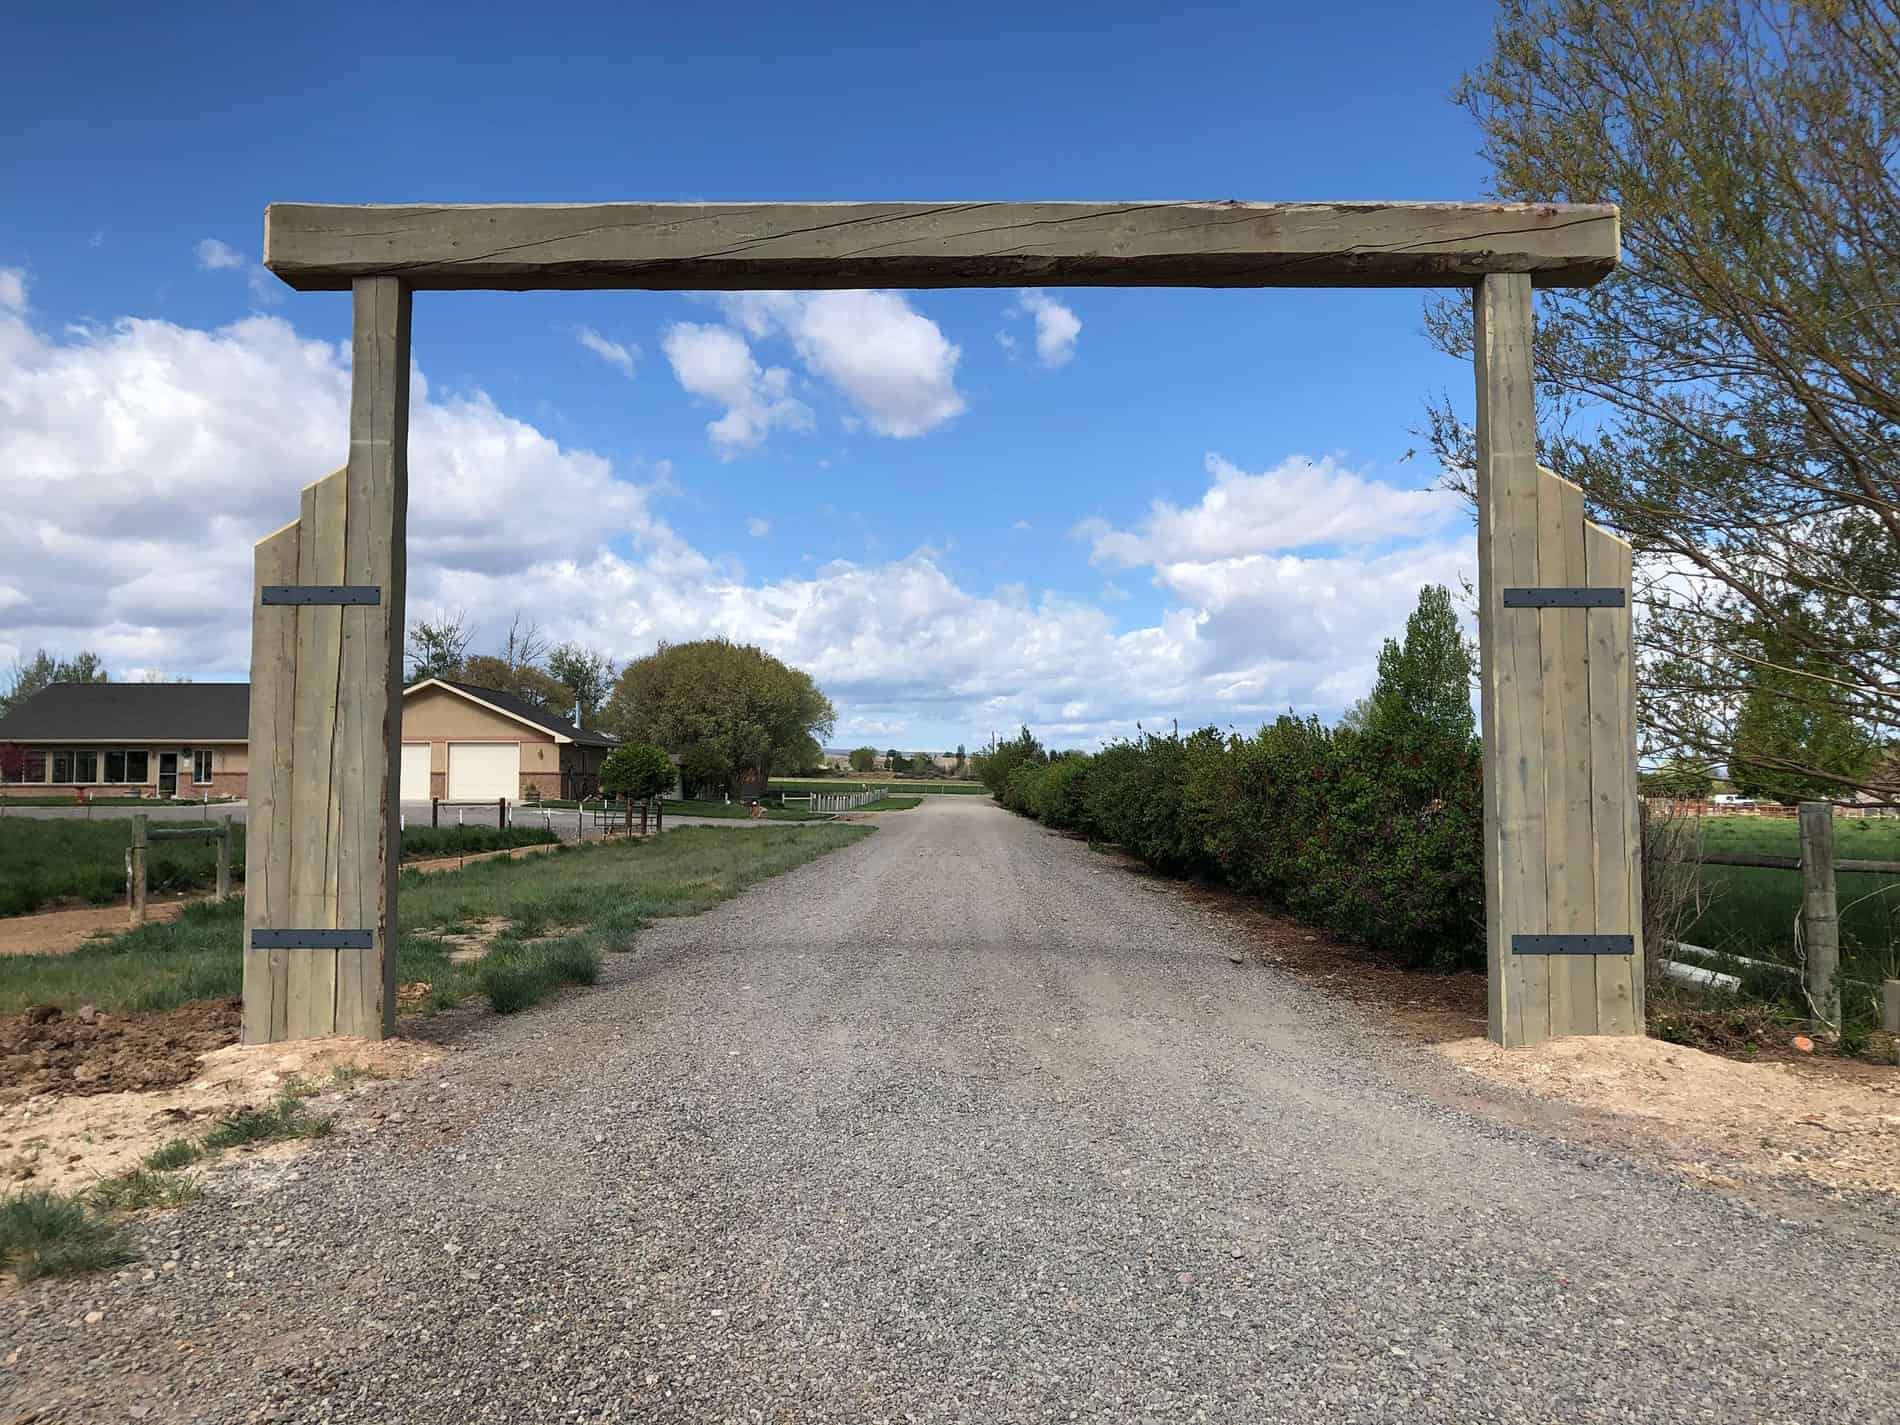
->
left=0, top=1189, right=133, bottom=1282
left=601, top=743, right=677, bottom=802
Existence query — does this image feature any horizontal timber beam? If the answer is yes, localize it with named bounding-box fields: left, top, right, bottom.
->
left=263, top=201, right=1620, bottom=292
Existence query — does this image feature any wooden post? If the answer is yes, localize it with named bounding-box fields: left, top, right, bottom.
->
left=1474, top=273, right=1641, bottom=1046
left=1799, top=801, right=1840, bottom=1032
left=242, top=277, right=409, bottom=1044
left=1882, top=980, right=1900, bottom=1035
left=432, top=796, right=439, bottom=829
left=1476, top=273, right=1547, bottom=1048
left=216, top=816, right=232, bottom=899
left=130, top=814, right=148, bottom=926
left=639, top=800, right=649, bottom=836
left=498, top=796, right=507, bottom=830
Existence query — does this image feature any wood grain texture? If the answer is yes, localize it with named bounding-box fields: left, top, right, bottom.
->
left=1584, top=524, right=1639, bottom=1034
left=287, top=470, right=347, bottom=1038
left=243, top=519, right=301, bottom=1044
left=1799, top=802, right=1841, bottom=1030
left=263, top=201, right=1620, bottom=292
left=1541, top=471, right=1600, bottom=1036
left=337, top=277, right=411, bottom=1038
left=1476, top=273, right=1548, bottom=1047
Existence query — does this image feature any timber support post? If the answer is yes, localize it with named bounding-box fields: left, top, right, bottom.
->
left=1474, top=272, right=1642, bottom=1047
left=243, top=276, right=410, bottom=1042
left=1799, top=801, right=1840, bottom=1032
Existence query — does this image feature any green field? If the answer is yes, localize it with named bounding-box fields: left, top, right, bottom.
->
left=858, top=795, right=922, bottom=811
left=768, top=779, right=987, bottom=796
left=0, top=823, right=874, bottom=1016
left=0, top=819, right=561, bottom=918
left=1681, top=816, right=1899, bottom=991
left=661, top=798, right=822, bottom=822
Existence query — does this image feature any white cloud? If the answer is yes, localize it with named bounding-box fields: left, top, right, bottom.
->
left=193, top=238, right=280, bottom=305
left=661, top=321, right=811, bottom=459
left=194, top=239, right=245, bottom=271
left=0, top=298, right=1474, bottom=750
left=1011, top=519, right=1031, bottom=532
left=0, top=267, right=25, bottom=313
left=1007, top=289, right=1081, bottom=368
left=717, top=290, right=965, bottom=439
left=745, top=517, right=772, bottom=538
left=1075, top=454, right=1459, bottom=567
left=575, top=326, right=638, bottom=378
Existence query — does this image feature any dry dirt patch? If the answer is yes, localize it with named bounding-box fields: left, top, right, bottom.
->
left=1440, top=1034, right=1900, bottom=1198
left=0, top=1035, right=441, bottom=1194
left=1, top=998, right=241, bottom=1104
left=0, top=898, right=199, bottom=958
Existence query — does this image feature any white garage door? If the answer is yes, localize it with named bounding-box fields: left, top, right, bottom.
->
left=447, top=742, right=520, bottom=801
left=399, top=743, right=432, bottom=801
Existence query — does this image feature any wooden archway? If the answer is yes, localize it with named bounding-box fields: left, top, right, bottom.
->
left=242, top=201, right=1639, bottom=1048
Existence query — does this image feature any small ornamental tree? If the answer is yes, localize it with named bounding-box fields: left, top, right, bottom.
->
left=0, top=743, right=28, bottom=784
left=600, top=744, right=674, bottom=804
left=848, top=746, right=878, bottom=773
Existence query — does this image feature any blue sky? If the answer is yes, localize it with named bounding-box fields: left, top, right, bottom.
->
left=1, top=1, right=1505, bottom=751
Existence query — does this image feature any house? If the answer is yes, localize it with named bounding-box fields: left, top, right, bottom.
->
left=0, top=682, right=249, bottom=799
left=398, top=679, right=617, bottom=801
left=0, top=678, right=617, bottom=802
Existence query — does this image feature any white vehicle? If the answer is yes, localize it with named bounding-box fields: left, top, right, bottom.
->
left=1711, top=792, right=1755, bottom=806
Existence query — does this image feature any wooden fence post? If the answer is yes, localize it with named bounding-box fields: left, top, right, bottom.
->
left=1798, top=801, right=1840, bottom=1032
left=216, top=816, right=232, bottom=898
left=130, top=814, right=148, bottom=926
left=432, top=796, right=439, bottom=829
left=1883, top=980, right=1900, bottom=1035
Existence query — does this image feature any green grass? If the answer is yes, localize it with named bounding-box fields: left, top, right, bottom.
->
left=202, top=1089, right=335, bottom=1149
left=143, top=1139, right=204, bottom=1171
left=0, top=1189, right=134, bottom=1282
left=661, top=798, right=821, bottom=822
left=0, top=823, right=874, bottom=1018
left=768, top=779, right=987, bottom=795
left=89, top=1167, right=202, bottom=1212
left=0, top=820, right=560, bottom=918
left=0, top=796, right=224, bottom=807
left=1683, top=815, right=1900, bottom=1002
left=857, top=795, right=922, bottom=811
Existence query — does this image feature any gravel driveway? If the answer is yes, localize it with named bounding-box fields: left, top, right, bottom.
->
left=9, top=798, right=1899, bottom=1422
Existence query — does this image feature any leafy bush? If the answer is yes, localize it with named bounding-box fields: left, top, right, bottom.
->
left=994, top=716, right=1485, bottom=971
left=600, top=743, right=676, bottom=802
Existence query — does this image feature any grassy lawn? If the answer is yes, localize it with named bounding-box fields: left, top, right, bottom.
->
left=768, top=779, right=987, bottom=796
left=662, top=798, right=822, bottom=822
left=0, top=823, right=873, bottom=1016
left=1682, top=815, right=1899, bottom=988
left=858, top=795, right=922, bottom=811
left=0, top=797, right=234, bottom=808
left=0, top=820, right=562, bottom=917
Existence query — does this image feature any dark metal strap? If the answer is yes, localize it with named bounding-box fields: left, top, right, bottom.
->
left=1512, top=933, right=1636, bottom=955
left=1502, top=587, right=1626, bottom=609
left=250, top=928, right=374, bottom=950
left=260, top=585, right=382, bottom=606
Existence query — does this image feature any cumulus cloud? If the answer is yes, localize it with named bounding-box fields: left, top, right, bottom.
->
left=745, top=517, right=772, bottom=538
left=661, top=321, right=811, bottom=459
left=0, top=267, right=25, bottom=313
left=193, top=238, right=280, bottom=304
left=0, top=295, right=1473, bottom=749
left=575, top=326, right=638, bottom=377
left=1005, top=289, right=1081, bottom=368
left=717, top=290, right=965, bottom=439
left=1075, top=454, right=1460, bottom=567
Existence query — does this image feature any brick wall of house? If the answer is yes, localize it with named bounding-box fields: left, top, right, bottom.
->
left=519, top=771, right=562, bottom=801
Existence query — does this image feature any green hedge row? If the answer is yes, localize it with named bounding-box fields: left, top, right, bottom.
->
left=992, top=719, right=1486, bottom=971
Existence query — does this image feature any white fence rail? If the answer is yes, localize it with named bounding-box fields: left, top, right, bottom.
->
left=781, top=789, right=884, bottom=814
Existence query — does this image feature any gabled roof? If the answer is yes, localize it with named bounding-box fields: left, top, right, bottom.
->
left=0, top=682, right=250, bottom=742
left=406, top=679, right=618, bottom=747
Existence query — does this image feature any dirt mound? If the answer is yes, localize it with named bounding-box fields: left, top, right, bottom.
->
left=1, top=1035, right=442, bottom=1193
left=0, top=998, right=241, bottom=1104
left=1440, top=1034, right=1900, bottom=1197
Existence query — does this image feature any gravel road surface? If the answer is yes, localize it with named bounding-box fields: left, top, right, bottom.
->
left=8, top=797, right=1898, bottom=1423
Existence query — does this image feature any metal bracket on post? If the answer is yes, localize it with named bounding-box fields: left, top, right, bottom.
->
left=1511, top=934, right=1637, bottom=956
left=1504, top=589, right=1626, bottom=611
left=249, top=929, right=375, bottom=951
left=1501, top=587, right=1626, bottom=609
left=259, top=586, right=383, bottom=606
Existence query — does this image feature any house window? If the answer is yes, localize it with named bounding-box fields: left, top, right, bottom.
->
left=193, top=749, right=214, bottom=785
left=1, top=750, right=46, bottom=783
left=72, top=751, right=98, bottom=783
left=102, top=751, right=150, bottom=784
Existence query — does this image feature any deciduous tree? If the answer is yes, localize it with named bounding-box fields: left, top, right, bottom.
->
left=1425, top=0, right=1900, bottom=799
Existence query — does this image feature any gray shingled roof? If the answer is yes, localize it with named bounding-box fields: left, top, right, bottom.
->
left=437, top=681, right=618, bottom=747
left=0, top=682, right=250, bottom=741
